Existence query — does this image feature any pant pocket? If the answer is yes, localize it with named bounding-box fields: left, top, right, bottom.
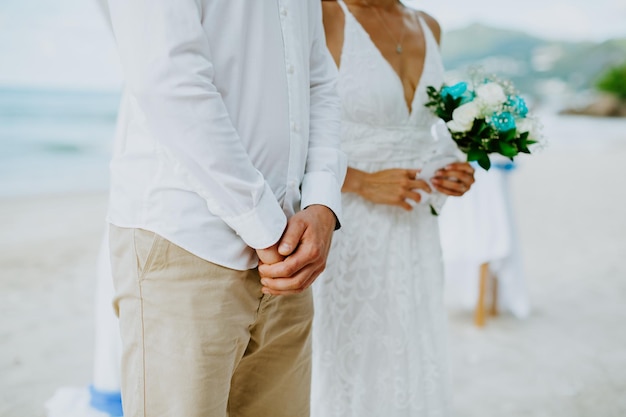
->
left=133, top=228, right=163, bottom=277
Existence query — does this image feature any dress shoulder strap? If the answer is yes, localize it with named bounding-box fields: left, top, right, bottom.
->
left=336, top=0, right=349, bottom=14
left=416, top=13, right=439, bottom=50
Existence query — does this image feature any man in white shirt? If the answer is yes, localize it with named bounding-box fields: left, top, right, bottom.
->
left=103, top=1, right=346, bottom=416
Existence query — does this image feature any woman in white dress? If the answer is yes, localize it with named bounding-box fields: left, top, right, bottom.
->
left=311, top=1, right=475, bottom=416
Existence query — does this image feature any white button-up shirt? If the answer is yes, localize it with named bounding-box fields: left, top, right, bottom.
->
left=104, top=0, right=347, bottom=270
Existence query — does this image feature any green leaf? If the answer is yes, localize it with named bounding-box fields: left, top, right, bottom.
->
left=498, top=141, right=518, bottom=158
left=521, top=140, right=538, bottom=154
left=484, top=137, right=499, bottom=153
left=474, top=120, right=490, bottom=137
left=467, top=147, right=485, bottom=162
left=477, top=153, right=492, bottom=170
left=467, top=147, right=491, bottom=170
left=501, top=128, right=517, bottom=142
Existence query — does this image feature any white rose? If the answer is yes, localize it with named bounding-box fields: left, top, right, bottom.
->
left=516, top=117, right=541, bottom=140
left=475, top=82, right=507, bottom=111
left=447, top=101, right=480, bottom=133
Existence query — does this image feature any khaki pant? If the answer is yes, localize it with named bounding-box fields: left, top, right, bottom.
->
left=109, top=226, right=313, bottom=417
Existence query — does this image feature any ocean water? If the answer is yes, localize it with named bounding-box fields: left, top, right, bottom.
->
left=1, top=87, right=625, bottom=198
left=0, top=87, right=120, bottom=197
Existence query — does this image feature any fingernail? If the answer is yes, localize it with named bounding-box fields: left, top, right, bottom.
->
left=261, top=279, right=269, bottom=286
left=279, top=243, right=291, bottom=253
left=261, top=288, right=270, bottom=294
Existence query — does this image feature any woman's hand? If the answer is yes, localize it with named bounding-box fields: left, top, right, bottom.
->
left=431, top=162, right=475, bottom=197
left=344, top=168, right=431, bottom=210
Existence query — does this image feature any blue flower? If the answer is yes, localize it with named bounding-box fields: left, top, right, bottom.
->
left=507, top=95, right=528, bottom=117
left=442, top=82, right=475, bottom=105
left=441, top=82, right=468, bottom=100
left=491, top=111, right=516, bottom=132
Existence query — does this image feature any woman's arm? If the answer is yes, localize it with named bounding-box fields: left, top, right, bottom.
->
left=343, top=167, right=432, bottom=211
left=419, top=11, right=441, bottom=45
left=321, top=1, right=345, bottom=67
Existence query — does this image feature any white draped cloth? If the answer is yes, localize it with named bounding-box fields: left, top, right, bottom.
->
left=438, top=162, right=530, bottom=319
left=45, top=228, right=123, bottom=417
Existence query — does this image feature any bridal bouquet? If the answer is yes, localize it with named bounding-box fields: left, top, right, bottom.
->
left=425, top=74, right=543, bottom=170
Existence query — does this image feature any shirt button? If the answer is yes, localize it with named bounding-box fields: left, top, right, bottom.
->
left=291, top=122, right=299, bottom=132
left=287, top=64, right=295, bottom=74
left=280, top=7, right=288, bottom=17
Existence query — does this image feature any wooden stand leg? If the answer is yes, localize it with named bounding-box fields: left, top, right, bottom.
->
left=489, top=275, right=499, bottom=317
left=474, top=263, right=489, bottom=327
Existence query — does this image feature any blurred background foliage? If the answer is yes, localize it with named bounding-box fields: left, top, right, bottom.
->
left=441, top=24, right=626, bottom=113
left=596, top=62, right=626, bottom=100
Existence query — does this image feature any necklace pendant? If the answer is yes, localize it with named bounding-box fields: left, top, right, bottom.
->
left=396, top=44, right=403, bottom=54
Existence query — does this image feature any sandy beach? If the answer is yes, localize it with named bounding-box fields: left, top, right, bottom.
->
left=1, top=115, right=626, bottom=417
left=0, top=192, right=107, bottom=417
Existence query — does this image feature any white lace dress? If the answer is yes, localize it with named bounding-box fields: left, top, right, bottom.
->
left=311, top=3, right=457, bottom=416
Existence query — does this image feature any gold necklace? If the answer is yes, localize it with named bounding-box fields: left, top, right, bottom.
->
left=366, top=2, right=407, bottom=54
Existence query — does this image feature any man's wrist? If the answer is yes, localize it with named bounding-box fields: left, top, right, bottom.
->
left=304, top=204, right=340, bottom=230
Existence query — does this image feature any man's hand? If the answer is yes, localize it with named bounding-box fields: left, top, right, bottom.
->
left=256, top=243, right=285, bottom=266
left=257, top=205, right=336, bottom=296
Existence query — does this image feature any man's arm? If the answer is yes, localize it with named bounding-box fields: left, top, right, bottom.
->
left=300, top=0, right=348, bottom=223
left=106, top=0, right=286, bottom=250
left=258, top=0, right=347, bottom=295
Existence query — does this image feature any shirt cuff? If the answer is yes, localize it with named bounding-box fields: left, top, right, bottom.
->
left=220, top=182, right=287, bottom=250
left=300, top=171, right=343, bottom=229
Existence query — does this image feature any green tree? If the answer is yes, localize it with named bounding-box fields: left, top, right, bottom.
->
left=596, top=62, right=626, bottom=100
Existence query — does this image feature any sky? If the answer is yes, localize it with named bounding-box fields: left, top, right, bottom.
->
left=0, top=0, right=121, bottom=90
left=410, top=0, right=626, bottom=42
left=0, top=0, right=625, bottom=90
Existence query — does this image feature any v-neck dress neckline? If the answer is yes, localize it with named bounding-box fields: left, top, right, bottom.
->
left=337, top=1, right=429, bottom=117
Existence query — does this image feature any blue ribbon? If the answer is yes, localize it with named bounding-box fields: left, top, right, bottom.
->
left=471, top=159, right=516, bottom=171
left=493, top=161, right=517, bottom=171
left=89, top=385, right=123, bottom=416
